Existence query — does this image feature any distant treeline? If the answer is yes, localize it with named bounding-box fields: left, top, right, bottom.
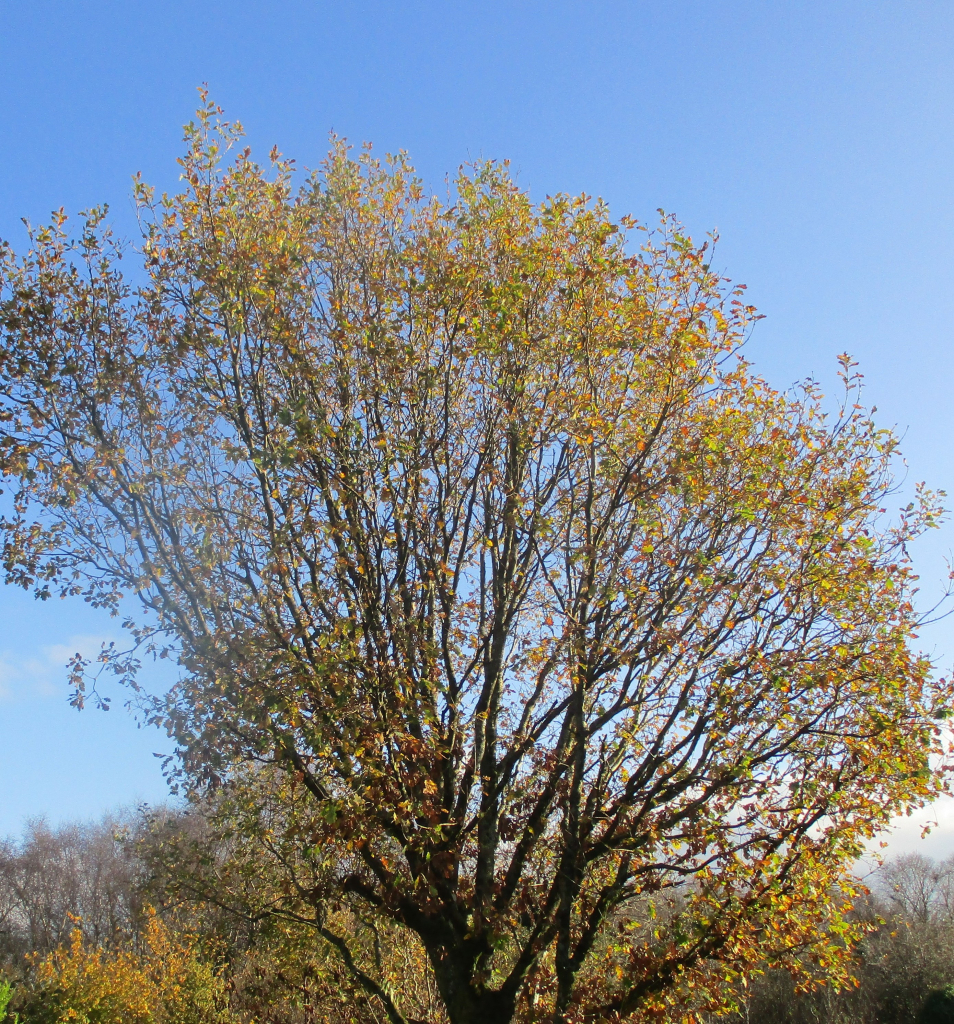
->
left=1, top=806, right=953, bottom=1023
left=717, top=850, right=954, bottom=1024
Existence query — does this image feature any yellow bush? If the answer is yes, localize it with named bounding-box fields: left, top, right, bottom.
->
left=16, top=911, right=238, bottom=1024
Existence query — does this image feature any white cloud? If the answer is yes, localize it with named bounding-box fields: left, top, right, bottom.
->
left=0, top=634, right=117, bottom=703
left=874, top=795, right=954, bottom=860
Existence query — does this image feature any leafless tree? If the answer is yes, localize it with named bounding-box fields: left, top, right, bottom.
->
left=0, top=811, right=144, bottom=960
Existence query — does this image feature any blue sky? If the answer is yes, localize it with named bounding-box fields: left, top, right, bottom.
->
left=1, top=1, right=954, bottom=849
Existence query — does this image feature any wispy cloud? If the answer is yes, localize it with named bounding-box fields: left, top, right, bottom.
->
left=0, top=634, right=117, bottom=703
left=876, top=797, right=954, bottom=859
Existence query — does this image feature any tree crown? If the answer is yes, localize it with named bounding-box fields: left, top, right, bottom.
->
left=0, top=98, right=949, bottom=1023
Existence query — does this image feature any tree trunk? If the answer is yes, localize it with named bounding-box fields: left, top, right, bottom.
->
left=432, top=954, right=518, bottom=1024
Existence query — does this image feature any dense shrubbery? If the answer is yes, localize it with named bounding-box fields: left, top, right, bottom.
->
left=1, top=806, right=953, bottom=1023
left=15, top=912, right=235, bottom=1024
left=0, top=806, right=442, bottom=1023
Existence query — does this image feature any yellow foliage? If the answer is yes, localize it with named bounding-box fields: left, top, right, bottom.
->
left=20, top=910, right=238, bottom=1024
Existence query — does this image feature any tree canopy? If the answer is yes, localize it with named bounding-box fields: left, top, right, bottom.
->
left=0, top=98, right=950, bottom=1024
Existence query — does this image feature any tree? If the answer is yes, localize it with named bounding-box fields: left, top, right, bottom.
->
left=710, top=854, right=954, bottom=1024
left=920, top=986, right=954, bottom=1024
left=137, top=775, right=451, bottom=1023
left=0, top=814, right=143, bottom=962
left=0, top=95, right=950, bottom=1024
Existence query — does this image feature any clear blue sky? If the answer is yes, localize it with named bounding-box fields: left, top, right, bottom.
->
left=2, top=1, right=953, bottom=848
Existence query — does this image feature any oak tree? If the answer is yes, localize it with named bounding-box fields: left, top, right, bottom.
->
left=1, top=98, right=950, bottom=1023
